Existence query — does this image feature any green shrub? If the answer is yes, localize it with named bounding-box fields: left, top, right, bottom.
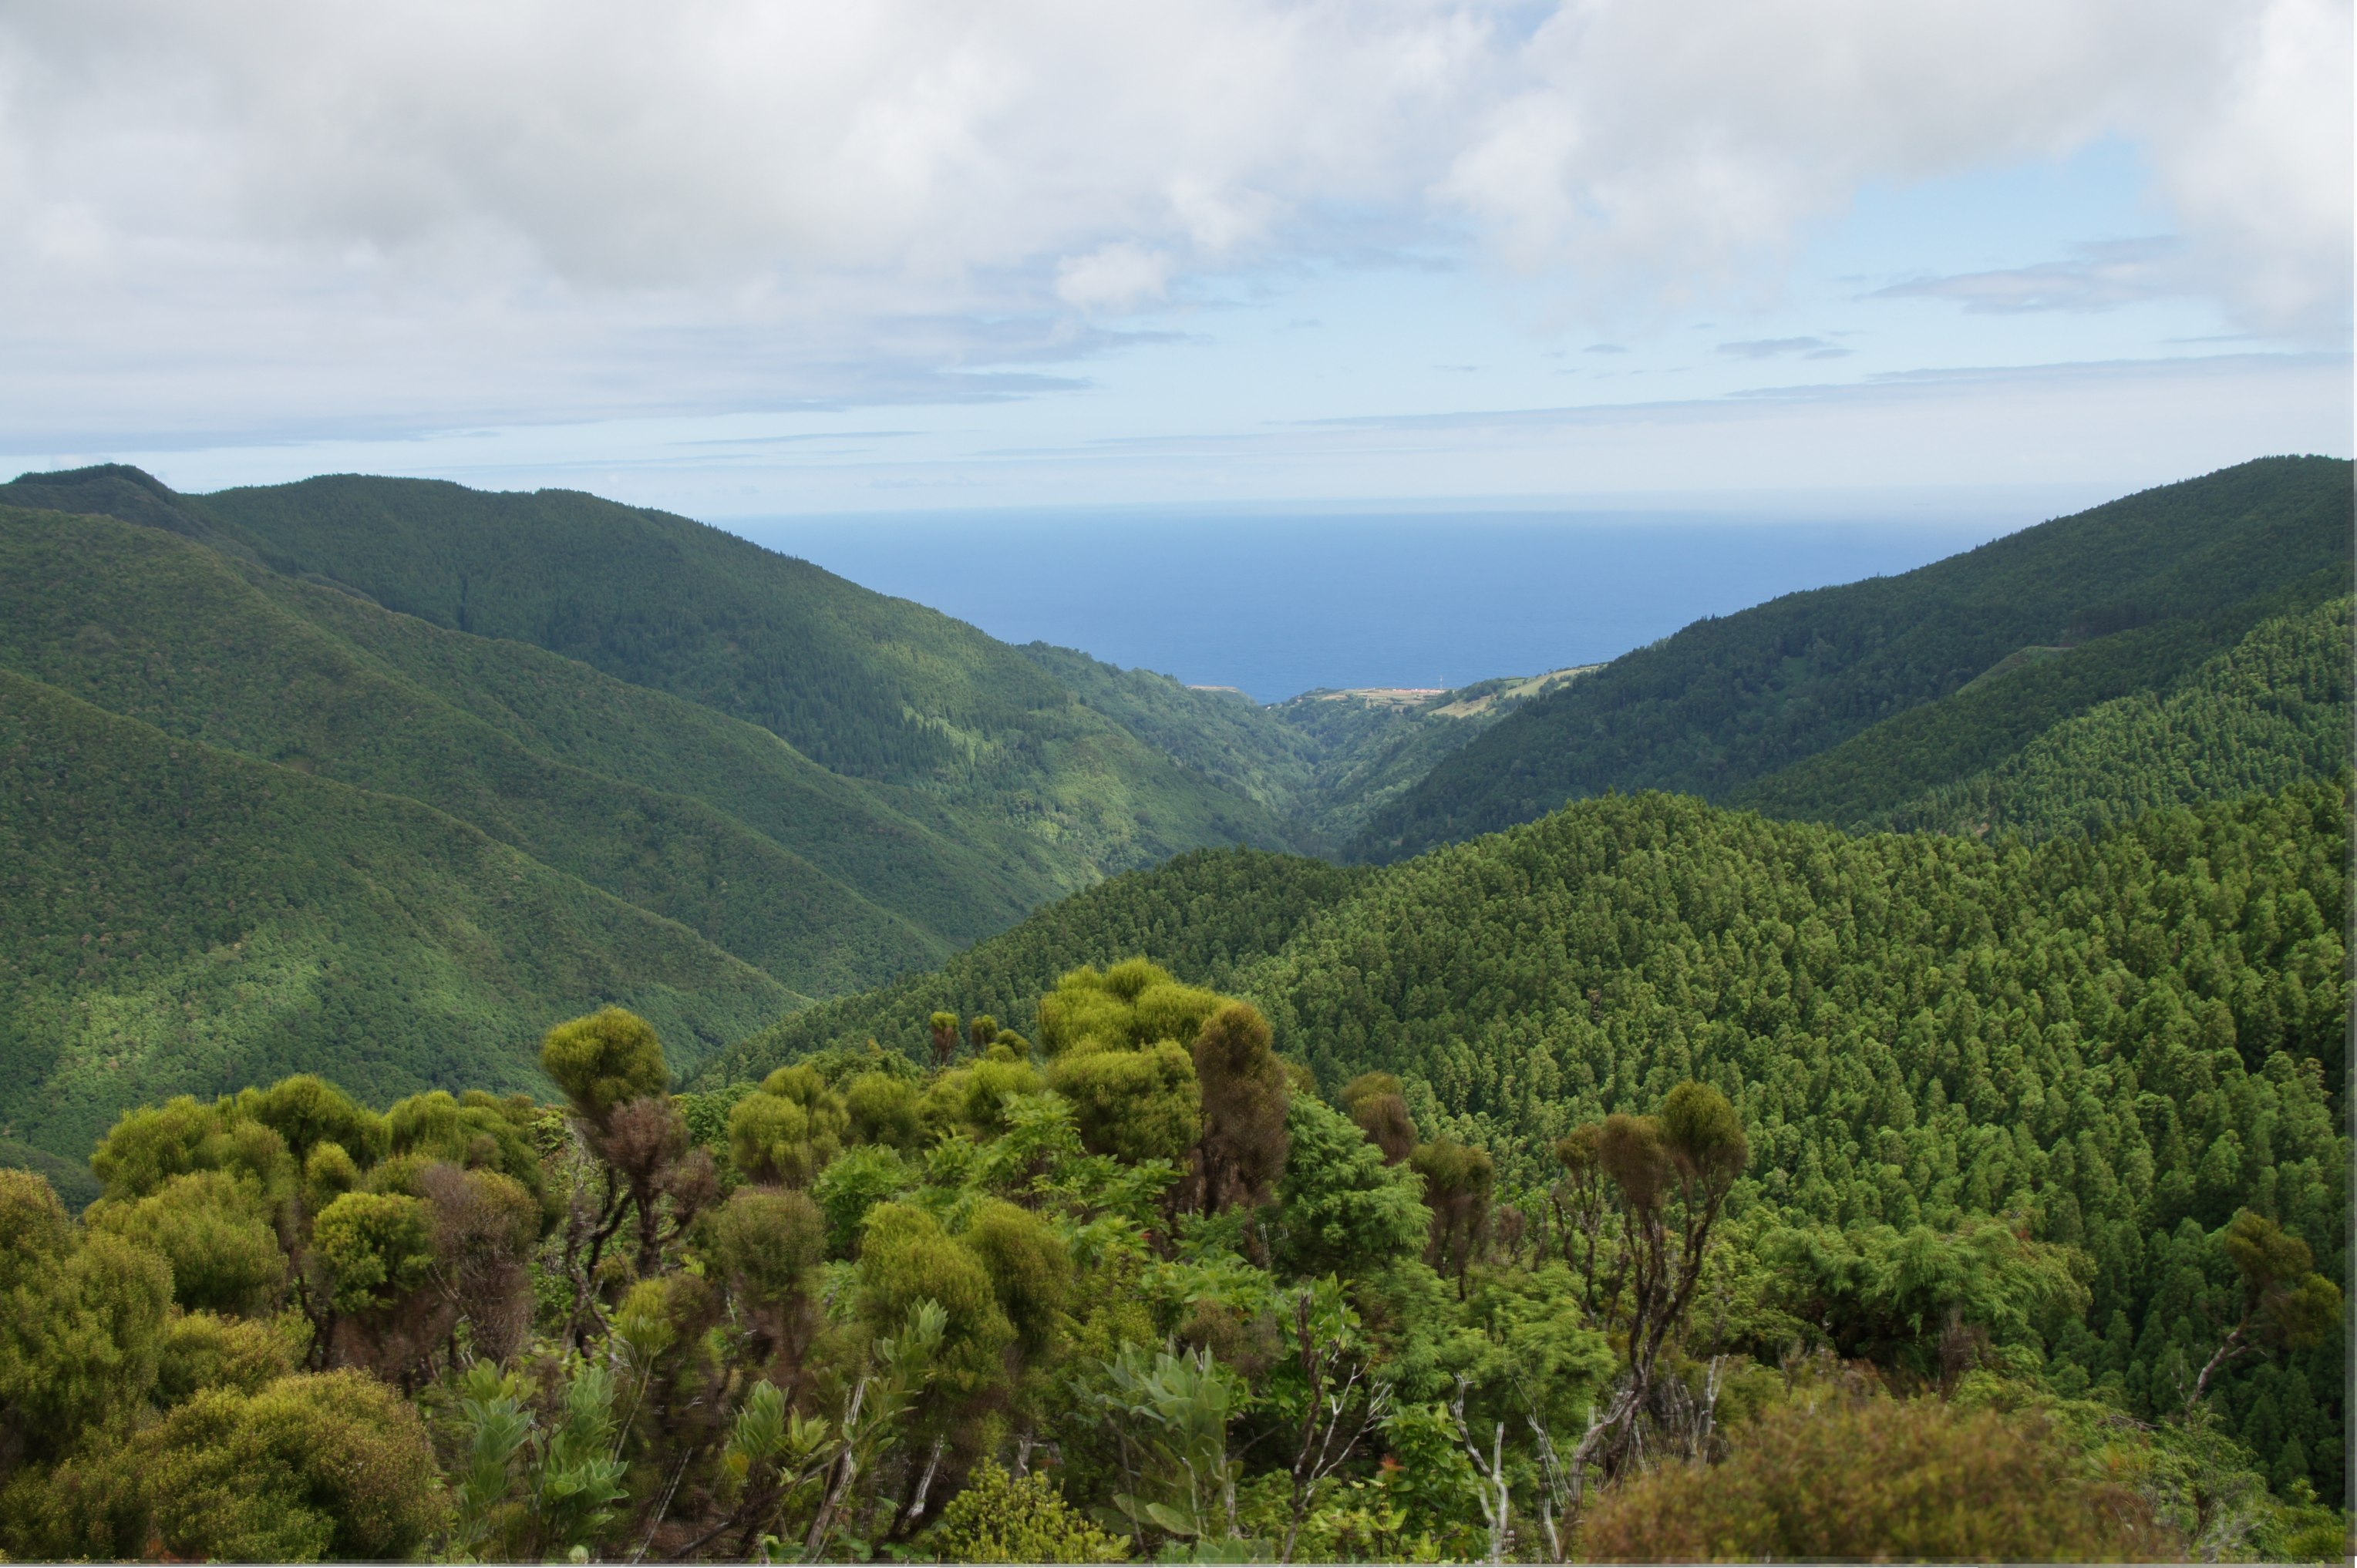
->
left=1580, top=1396, right=2178, bottom=1563
left=928, top=1459, right=1128, bottom=1563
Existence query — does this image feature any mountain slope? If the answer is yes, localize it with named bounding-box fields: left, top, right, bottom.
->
left=181, top=472, right=1298, bottom=877
left=1886, top=596, right=2355, bottom=840
left=1723, top=567, right=2348, bottom=829
left=1355, top=457, right=2353, bottom=857
left=0, top=667, right=796, bottom=1159
left=0, top=503, right=947, bottom=998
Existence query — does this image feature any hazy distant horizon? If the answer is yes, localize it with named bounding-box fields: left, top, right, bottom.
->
left=738, top=506, right=2029, bottom=703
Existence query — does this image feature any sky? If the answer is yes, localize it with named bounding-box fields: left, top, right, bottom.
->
left=1, top=1, right=2349, bottom=520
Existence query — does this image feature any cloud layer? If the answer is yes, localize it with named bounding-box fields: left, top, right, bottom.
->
left=0, top=0, right=2346, bottom=446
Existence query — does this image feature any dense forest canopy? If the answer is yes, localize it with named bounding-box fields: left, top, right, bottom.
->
left=2, top=868, right=2345, bottom=1560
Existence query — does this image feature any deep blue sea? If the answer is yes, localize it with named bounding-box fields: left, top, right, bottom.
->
left=732, top=510, right=2027, bottom=703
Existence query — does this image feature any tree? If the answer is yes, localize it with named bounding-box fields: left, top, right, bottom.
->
left=0, top=1206, right=172, bottom=1462
left=1191, top=1001, right=1291, bottom=1215
left=928, top=1458, right=1128, bottom=1563
left=87, top=1169, right=288, bottom=1317
left=1564, top=1082, right=1747, bottom=1501
left=136, top=1371, right=443, bottom=1563
left=1048, top=1041, right=1202, bottom=1166
left=1342, top=1072, right=1416, bottom=1165
left=930, top=1011, right=963, bottom=1070
left=1271, top=1096, right=1431, bottom=1281
left=540, top=1007, right=669, bottom=1131
left=707, top=1188, right=828, bottom=1385
left=2193, top=1210, right=2343, bottom=1406
left=1410, top=1139, right=1494, bottom=1297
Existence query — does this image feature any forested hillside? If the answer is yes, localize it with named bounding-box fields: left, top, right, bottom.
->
left=186, top=472, right=1296, bottom=866
left=1884, top=597, right=2355, bottom=840
left=0, top=668, right=795, bottom=1160
left=0, top=469, right=1346, bottom=1160
left=729, top=780, right=2352, bottom=1506
left=0, top=505, right=950, bottom=998
left=1359, top=457, right=2353, bottom=857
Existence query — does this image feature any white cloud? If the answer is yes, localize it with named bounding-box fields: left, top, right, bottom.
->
left=1056, top=243, right=1173, bottom=313
left=0, top=1, right=2344, bottom=444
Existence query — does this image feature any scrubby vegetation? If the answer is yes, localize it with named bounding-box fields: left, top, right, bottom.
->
left=6, top=966, right=2344, bottom=1561
left=747, top=779, right=2353, bottom=1527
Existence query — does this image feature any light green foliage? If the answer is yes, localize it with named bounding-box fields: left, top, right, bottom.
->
left=1581, top=1395, right=2179, bottom=1562
left=929, top=1458, right=1130, bottom=1563
left=132, top=1370, right=443, bottom=1562
left=88, top=1169, right=288, bottom=1315
left=542, top=1006, right=671, bottom=1128
left=1049, top=1040, right=1203, bottom=1166
left=234, top=1073, right=386, bottom=1166
left=702, top=850, right=1367, bottom=1089
left=0, top=1166, right=76, bottom=1294
left=961, top=1197, right=1073, bottom=1358
left=1271, top=1095, right=1432, bottom=1280
left=856, top=1203, right=1014, bottom=1404
left=813, top=1143, right=918, bottom=1255
left=729, top=1065, right=851, bottom=1187
left=309, top=1189, right=436, bottom=1314
left=1038, top=961, right=1223, bottom=1056
left=153, top=1309, right=302, bottom=1405
left=845, top=1070, right=925, bottom=1149
left=0, top=1221, right=173, bottom=1459
left=921, top=1056, right=1046, bottom=1140
left=386, top=1089, right=550, bottom=1204
left=1033, top=967, right=1213, bottom=1164
left=89, top=1094, right=292, bottom=1206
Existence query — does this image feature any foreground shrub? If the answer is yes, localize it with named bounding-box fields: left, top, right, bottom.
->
left=927, top=1459, right=1128, bottom=1563
left=1581, top=1395, right=2178, bottom=1563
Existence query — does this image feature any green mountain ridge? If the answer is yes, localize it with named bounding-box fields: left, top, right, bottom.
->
left=0, top=466, right=1393, bottom=1156
left=0, top=504, right=948, bottom=998
left=1357, top=456, right=2354, bottom=858
left=187, top=472, right=1300, bottom=869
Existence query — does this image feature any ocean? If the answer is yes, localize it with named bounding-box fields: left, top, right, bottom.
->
left=732, top=510, right=2026, bottom=703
